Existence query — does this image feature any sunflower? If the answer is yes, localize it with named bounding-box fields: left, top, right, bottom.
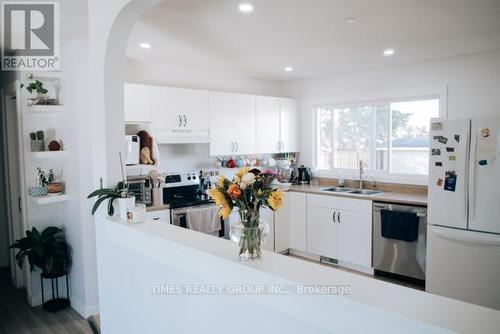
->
left=268, top=190, right=284, bottom=210
left=236, top=167, right=251, bottom=179
left=208, top=188, right=232, bottom=219
left=216, top=175, right=226, bottom=189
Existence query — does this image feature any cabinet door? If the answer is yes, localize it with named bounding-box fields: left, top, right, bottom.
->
left=124, top=83, right=151, bottom=123
left=256, top=96, right=280, bottom=154
left=280, top=98, right=300, bottom=153
left=209, top=92, right=234, bottom=156
left=260, top=207, right=275, bottom=252
left=182, top=88, right=209, bottom=130
left=233, top=94, right=256, bottom=155
left=307, top=205, right=338, bottom=259
left=151, top=86, right=183, bottom=129
left=289, top=192, right=307, bottom=252
left=337, top=209, right=372, bottom=267
left=274, top=192, right=290, bottom=253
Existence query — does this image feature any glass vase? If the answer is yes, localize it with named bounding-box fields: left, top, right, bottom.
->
left=230, top=209, right=269, bottom=260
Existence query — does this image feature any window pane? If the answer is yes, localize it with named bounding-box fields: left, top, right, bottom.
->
left=374, top=105, right=389, bottom=171
left=390, top=99, right=439, bottom=175
left=334, top=106, right=372, bottom=169
left=318, top=108, right=333, bottom=170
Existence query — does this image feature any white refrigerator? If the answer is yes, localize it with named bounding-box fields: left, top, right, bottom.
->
left=427, top=118, right=500, bottom=310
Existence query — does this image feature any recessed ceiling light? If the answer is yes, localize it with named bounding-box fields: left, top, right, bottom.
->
left=383, top=48, right=395, bottom=56
left=139, top=42, right=151, bottom=49
left=284, top=66, right=294, bottom=72
left=342, top=17, right=357, bottom=24
left=238, top=3, right=254, bottom=13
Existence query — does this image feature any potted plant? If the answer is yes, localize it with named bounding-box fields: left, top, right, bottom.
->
left=30, top=130, right=45, bottom=152
left=88, top=181, right=130, bottom=217
left=22, top=75, right=50, bottom=106
left=9, top=227, right=71, bottom=277
left=209, top=168, right=284, bottom=260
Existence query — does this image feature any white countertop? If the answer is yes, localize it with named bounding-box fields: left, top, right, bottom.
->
left=102, top=217, right=500, bottom=334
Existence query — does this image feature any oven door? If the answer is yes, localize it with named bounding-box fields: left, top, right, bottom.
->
left=170, top=205, right=224, bottom=238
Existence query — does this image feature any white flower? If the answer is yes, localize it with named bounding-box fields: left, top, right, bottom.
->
left=239, top=182, right=247, bottom=190
left=241, top=173, right=256, bottom=185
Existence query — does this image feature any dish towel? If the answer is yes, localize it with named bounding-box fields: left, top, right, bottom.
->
left=186, top=206, right=221, bottom=236
left=381, top=209, right=419, bottom=242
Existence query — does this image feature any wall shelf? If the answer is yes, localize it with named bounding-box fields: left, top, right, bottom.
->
left=30, top=151, right=68, bottom=159
left=31, top=194, right=69, bottom=205
left=26, top=105, right=66, bottom=113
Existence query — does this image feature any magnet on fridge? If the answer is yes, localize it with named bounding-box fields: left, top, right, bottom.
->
left=449, top=156, right=457, bottom=161
left=480, top=128, right=491, bottom=138
left=435, top=162, right=443, bottom=167
left=444, top=171, right=457, bottom=192
left=438, top=136, right=448, bottom=144
left=454, top=135, right=460, bottom=143
left=479, top=160, right=488, bottom=166
left=432, top=122, right=443, bottom=131
left=433, top=136, right=441, bottom=140
left=432, top=148, right=441, bottom=156
left=436, top=178, right=444, bottom=187
left=446, top=147, right=455, bottom=152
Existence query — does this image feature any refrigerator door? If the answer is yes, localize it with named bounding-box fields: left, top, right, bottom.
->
left=426, top=225, right=500, bottom=310
left=428, top=118, right=470, bottom=229
left=469, top=118, right=500, bottom=234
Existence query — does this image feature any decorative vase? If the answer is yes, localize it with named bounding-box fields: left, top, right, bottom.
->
left=29, top=186, right=47, bottom=197
left=230, top=210, right=269, bottom=260
left=118, top=196, right=135, bottom=221
left=46, top=182, right=64, bottom=194
left=30, top=140, right=45, bottom=152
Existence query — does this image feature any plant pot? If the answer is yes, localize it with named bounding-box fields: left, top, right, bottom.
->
left=29, top=186, right=47, bottom=197
left=118, top=196, right=135, bottom=221
left=46, top=182, right=64, bottom=194
left=30, top=140, right=45, bottom=152
left=230, top=210, right=269, bottom=260
left=42, top=257, right=68, bottom=277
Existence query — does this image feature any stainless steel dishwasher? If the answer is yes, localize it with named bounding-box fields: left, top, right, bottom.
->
left=373, top=202, right=427, bottom=281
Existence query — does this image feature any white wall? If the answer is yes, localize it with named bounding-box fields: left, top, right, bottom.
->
left=125, top=58, right=285, bottom=97
left=284, top=51, right=500, bottom=169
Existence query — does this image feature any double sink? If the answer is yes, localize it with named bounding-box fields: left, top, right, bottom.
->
left=321, top=187, right=383, bottom=196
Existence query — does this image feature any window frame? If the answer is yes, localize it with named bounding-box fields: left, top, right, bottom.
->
left=312, top=88, right=447, bottom=185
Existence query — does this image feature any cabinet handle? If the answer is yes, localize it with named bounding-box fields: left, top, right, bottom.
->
left=338, top=211, right=341, bottom=224
left=230, top=142, right=234, bottom=152
left=281, top=141, right=285, bottom=151
left=277, top=141, right=280, bottom=151
left=178, top=115, right=182, bottom=127
left=183, top=115, right=187, bottom=127
left=332, top=211, right=336, bottom=223
left=235, top=142, right=239, bottom=152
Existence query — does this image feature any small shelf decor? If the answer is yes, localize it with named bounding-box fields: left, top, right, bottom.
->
left=209, top=168, right=284, bottom=260
left=29, top=168, right=65, bottom=199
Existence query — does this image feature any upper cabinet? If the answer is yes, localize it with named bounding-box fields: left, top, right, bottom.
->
left=209, top=92, right=255, bottom=156
left=255, top=96, right=300, bottom=154
left=151, top=86, right=209, bottom=130
left=256, top=96, right=281, bottom=154
left=124, top=83, right=152, bottom=123
left=280, top=98, right=300, bottom=153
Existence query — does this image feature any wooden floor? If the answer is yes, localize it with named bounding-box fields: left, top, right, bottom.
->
left=0, top=268, right=93, bottom=334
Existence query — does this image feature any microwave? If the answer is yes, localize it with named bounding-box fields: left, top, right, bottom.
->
left=124, top=135, right=140, bottom=165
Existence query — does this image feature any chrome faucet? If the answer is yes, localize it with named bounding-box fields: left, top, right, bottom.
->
left=358, top=160, right=365, bottom=190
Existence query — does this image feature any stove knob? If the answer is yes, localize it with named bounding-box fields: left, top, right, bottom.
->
left=193, top=176, right=197, bottom=180
left=187, top=176, right=191, bottom=180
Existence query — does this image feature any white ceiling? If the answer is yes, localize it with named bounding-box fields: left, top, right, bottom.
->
left=126, top=0, right=500, bottom=81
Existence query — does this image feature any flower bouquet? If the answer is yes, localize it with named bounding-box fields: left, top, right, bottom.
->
left=209, top=168, right=284, bottom=260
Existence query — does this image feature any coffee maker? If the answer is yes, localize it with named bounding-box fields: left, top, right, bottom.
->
left=293, top=165, right=312, bottom=185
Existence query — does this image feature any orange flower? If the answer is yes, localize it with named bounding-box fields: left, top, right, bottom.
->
left=228, top=184, right=242, bottom=200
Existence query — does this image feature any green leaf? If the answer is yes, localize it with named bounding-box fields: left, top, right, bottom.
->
left=91, top=196, right=108, bottom=215
left=87, top=188, right=115, bottom=199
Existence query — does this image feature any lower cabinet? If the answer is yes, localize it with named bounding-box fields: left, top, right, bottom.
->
left=274, top=192, right=290, bottom=253
left=288, top=192, right=307, bottom=253
left=306, top=194, right=372, bottom=268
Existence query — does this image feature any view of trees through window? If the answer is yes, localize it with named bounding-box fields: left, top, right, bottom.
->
left=317, top=98, right=439, bottom=176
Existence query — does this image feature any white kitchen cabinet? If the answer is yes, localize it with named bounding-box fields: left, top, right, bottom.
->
left=261, top=207, right=275, bottom=252
left=146, top=209, right=171, bottom=224
left=279, top=98, right=300, bottom=153
left=307, top=194, right=338, bottom=259
left=209, top=92, right=255, bottom=156
left=124, top=83, right=152, bottom=123
left=256, top=96, right=281, bottom=154
left=151, top=86, right=209, bottom=130
left=288, top=192, right=307, bottom=252
left=306, top=194, right=372, bottom=268
left=274, top=192, right=290, bottom=253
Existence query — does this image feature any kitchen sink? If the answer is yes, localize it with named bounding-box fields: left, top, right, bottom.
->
left=347, top=189, right=383, bottom=195
left=321, top=187, right=354, bottom=193
left=321, top=187, right=383, bottom=196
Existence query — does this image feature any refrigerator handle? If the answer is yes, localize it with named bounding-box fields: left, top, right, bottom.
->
left=469, top=126, right=477, bottom=222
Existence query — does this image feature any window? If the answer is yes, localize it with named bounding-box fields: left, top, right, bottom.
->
left=316, top=97, right=439, bottom=177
